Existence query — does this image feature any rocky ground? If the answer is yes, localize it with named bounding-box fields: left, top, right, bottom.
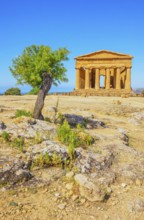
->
left=0, top=95, right=144, bottom=220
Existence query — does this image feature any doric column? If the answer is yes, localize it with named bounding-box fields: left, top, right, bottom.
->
left=95, top=68, right=100, bottom=90
left=75, top=68, right=80, bottom=90
left=106, top=68, right=110, bottom=89
left=113, top=69, right=116, bottom=89
left=116, top=67, right=121, bottom=89
left=104, top=69, right=106, bottom=88
left=85, top=68, right=90, bottom=89
left=111, top=68, right=114, bottom=88
left=111, top=68, right=114, bottom=76
left=125, top=67, right=131, bottom=90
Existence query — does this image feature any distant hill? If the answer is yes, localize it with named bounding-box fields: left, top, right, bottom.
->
left=133, top=88, right=144, bottom=94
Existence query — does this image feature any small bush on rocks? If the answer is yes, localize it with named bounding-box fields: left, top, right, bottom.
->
left=57, top=120, right=94, bottom=155
left=57, top=120, right=81, bottom=148
left=32, top=152, right=62, bottom=168
left=34, top=131, right=43, bottom=144
left=57, top=113, right=65, bottom=124
left=1, top=131, right=10, bottom=142
left=12, top=137, right=24, bottom=152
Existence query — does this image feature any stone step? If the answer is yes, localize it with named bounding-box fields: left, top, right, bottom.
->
left=70, top=89, right=135, bottom=97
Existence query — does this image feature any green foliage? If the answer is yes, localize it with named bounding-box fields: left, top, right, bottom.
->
left=15, top=109, right=32, bottom=118
left=4, top=87, right=21, bottom=95
left=28, top=87, right=40, bottom=95
left=57, top=120, right=81, bottom=148
left=33, top=154, right=46, bottom=167
left=57, top=113, right=65, bottom=124
left=12, top=137, right=24, bottom=152
left=44, top=117, right=52, bottom=122
left=57, top=120, right=71, bottom=143
left=34, top=131, right=43, bottom=144
left=32, top=151, right=62, bottom=168
left=1, top=131, right=10, bottom=142
left=44, top=152, right=51, bottom=165
left=9, top=201, right=19, bottom=207
left=51, top=151, right=62, bottom=166
left=57, top=120, right=94, bottom=150
left=9, top=45, right=70, bottom=88
left=68, top=145, right=75, bottom=161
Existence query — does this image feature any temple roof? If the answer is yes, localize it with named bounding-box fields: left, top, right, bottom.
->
left=75, top=50, right=133, bottom=60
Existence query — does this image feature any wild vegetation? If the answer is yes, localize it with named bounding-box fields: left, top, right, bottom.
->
left=9, top=45, right=70, bottom=120
left=15, top=109, right=32, bottom=118
left=4, top=87, right=21, bottom=95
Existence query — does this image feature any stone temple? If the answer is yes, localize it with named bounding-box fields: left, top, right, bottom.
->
left=74, top=50, right=134, bottom=96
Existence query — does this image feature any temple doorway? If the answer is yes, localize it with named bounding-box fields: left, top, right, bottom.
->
left=100, top=75, right=105, bottom=89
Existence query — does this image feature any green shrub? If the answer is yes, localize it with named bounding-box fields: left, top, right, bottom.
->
left=34, top=131, right=43, bottom=144
left=33, top=154, right=46, bottom=167
left=12, top=137, right=24, bottom=152
left=57, top=120, right=94, bottom=150
left=32, top=151, right=62, bottom=168
left=15, top=109, right=32, bottom=118
left=68, top=145, right=75, bottom=160
left=51, top=151, right=62, bottom=166
left=57, top=120, right=81, bottom=148
left=44, top=117, right=52, bottom=122
left=1, top=131, right=10, bottom=142
left=57, top=113, right=65, bottom=124
left=28, top=87, right=39, bottom=95
left=4, top=87, right=21, bottom=95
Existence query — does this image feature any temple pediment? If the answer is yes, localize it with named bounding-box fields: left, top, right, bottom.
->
left=75, top=50, right=133, bottom=60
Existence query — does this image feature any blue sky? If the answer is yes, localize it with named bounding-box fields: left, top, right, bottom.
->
left=0, top=0, right=144, bottom=93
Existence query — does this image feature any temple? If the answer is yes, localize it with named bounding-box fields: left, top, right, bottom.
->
left=74, top=50, right=133, bottom=96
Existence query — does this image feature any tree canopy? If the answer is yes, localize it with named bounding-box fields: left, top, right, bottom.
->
left=9, top=45, right=70, bottom=88
left=9, top=45, right=70, bottom=120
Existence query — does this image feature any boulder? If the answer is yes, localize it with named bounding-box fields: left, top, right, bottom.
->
left=0, top=157, right=32, bottom=186
left=74, top=174, right=106, bottom=202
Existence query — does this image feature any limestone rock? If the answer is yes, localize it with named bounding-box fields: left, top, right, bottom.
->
left=47, top=106, right=56, bottom=112
left=63, top=114, right=105, bottom=129
left=57, top=203, right=66, bottom=210
left=128, top=199, right=144, bottom=213
left=64, top=114, right=86, bottom=126
left=74, top=174, right=106, bottom=202
left=133, top=112, right=144, bottom=121
left=0, top=157, right=32, bottom=186
left=0, top=117, right=56, bottom=139
left=74, top=147, right=115, bottom=174
left=29, top=140, right=69, bottom=162
left=66, top=171, right=74, bottom=178
left=65, top=183, right=73, bottom=190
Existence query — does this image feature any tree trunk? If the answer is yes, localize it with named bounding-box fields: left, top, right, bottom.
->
left=33, top=72, right=52, bottom=120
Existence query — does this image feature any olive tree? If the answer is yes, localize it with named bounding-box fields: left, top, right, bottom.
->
left=9, top=45, right=69, bottom=119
